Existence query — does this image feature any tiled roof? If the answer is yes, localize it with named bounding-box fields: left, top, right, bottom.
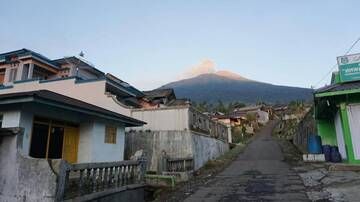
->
left=143, top=88, right=175, bottom=99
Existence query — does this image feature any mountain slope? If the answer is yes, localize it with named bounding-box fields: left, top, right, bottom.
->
left=161, top=73, right=313, bottom=104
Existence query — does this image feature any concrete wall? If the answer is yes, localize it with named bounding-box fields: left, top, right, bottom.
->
left=0, top=128, right=143, bottom=202
left=129, top=107, right=189, bottom=131
left=191, top=132, right=229, bottom=170
left=1, top=110, right=32, bottom=155
left=125, top=130, right=228, bottom=172
left=0, top=130, right=58, bottom=202
left=0, top=78, right=131, bottom=116
left=125, top=131, right=193, bottom=171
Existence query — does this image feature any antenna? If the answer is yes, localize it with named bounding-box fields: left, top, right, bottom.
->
left=79, top=51, right=84, bottom=58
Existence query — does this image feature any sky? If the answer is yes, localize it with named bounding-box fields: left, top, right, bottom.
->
left=1, top=1, right=360, bottom=90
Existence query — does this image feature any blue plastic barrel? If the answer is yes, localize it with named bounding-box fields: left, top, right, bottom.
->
left=330, top=146, right=342, bottom=163
left=322, top=145, right=331, bottom=162
left=307, top=135, right=322, bottom=154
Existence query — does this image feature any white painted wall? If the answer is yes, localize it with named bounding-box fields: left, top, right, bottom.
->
left=2, top=111, right=21, bottom=128
left=0, top=78, right=131, bottom=116
left=130, top=107, right=189, bottom=131
left=335, top=111, right=347, bottom=159
left=257, top=111, right=269, bottom=125
left=91, top=122, right=125, bottom=162
left=1, top=109, right=125, bottom=163
left=78, top=121, right=125, bottom=163
left=78, top=122, right=93, bottom=163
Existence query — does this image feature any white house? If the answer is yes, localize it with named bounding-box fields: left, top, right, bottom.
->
left=0, top=49, right=146, bottom=201
left=0, top=49, right=145, bottom=163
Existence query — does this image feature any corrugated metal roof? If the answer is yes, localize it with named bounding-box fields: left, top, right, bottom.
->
left=315, top=81, right=360, bottom=94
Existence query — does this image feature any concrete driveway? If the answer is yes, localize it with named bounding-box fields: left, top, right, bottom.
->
left=184, top=121, right=309, bottom=201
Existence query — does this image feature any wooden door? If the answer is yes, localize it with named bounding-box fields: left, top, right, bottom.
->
left=62, top=127, right=80, bottom=163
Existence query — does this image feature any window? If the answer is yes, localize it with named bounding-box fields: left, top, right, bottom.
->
left=8, top=68, right=17, bottom=82
left=0, top=69, right=5, bottom=84
left=22, top=64, right=30, bottom=80
left=29, top=117, right=79, bottom=160
left=30, top=122, right=64, bottom=159
left=105, top=125, right=117, bottom=144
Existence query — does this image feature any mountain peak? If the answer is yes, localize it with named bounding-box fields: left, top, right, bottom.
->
left=214, top=70, right=250, bottom=81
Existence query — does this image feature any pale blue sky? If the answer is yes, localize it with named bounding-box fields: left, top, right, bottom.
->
left=1, top=1, right=360, bottom=90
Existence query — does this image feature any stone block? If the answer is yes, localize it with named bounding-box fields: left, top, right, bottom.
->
left=145, top=174, right=175, bottom=188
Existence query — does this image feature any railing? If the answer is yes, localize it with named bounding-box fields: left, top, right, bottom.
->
left=166, top=157, right=194, bottom=172
left=56, top=159, right=146, bottom=201
left=188, top=107, right=228, bottom=142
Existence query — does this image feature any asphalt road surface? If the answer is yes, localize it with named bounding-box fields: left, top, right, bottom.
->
left=184, top=121, right=309, bottom=202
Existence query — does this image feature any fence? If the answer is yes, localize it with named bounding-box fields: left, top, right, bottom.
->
left=166, top=157, right=194, bottom=172
left=293, top=108, right=316, bottom=152
left=189, top=107, right=228, bottom=142
left=56, top=159, right=146, bottom=201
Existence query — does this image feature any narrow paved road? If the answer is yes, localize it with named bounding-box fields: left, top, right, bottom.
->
left=184, top=121, right=309, bottom=202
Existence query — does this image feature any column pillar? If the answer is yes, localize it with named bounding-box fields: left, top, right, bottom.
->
left=28, top=63, right=34, bottom=79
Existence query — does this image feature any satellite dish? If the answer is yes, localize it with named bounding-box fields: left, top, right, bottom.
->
left=79, top=51, right=84, bottom=57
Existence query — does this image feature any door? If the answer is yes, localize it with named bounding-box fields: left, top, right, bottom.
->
left=347, top=105, right=360, bottom=160
left=335, top=111, right=347, bottom=159
left=62, top=127, right=80, bottom=163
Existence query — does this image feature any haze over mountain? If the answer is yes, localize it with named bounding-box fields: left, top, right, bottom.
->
left=161, top=69, right=313, bottom=104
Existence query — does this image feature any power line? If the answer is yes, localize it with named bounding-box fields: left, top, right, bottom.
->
left=313, top=37, right=360, bottom=88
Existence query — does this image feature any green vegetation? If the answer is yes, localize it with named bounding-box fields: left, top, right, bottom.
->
left=192, top=100, right=246, bottom=113
left=231, top=126, right=252, bottom=144
left=288, top=100, right=306, bottom=114
left=201, top=144, right=246, bottom=171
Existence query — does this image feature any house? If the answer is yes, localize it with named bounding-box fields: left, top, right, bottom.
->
left=0, top=49, right=147, bottom=201
left=233, top=105, right=270, bottom=125
left=126, top=89, right=230, bottom=172
left=209, top=114, right=234, bottom=143
left=315, top=52, right=360, bottom=164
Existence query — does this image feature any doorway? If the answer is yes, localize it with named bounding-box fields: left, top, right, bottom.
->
left=29, top=117, right=79, bottom=163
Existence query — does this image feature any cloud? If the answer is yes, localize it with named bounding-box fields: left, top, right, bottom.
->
left=179, top=59, right=216, bottom=80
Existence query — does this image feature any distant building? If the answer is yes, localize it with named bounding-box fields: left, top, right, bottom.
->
left=232, top=105, right=270, bottom=125
left=126, top=88, right=230, bottom=172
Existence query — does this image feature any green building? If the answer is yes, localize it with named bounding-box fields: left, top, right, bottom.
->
left=315, top=53, right=360, bottom=164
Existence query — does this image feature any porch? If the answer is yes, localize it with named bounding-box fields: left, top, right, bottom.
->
left=0, top=90, right=144, bottom=164
left=0, top=127, right=146, bottom=202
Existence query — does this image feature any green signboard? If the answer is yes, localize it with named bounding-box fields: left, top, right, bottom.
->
left=338, top=54, right=360, bottom=83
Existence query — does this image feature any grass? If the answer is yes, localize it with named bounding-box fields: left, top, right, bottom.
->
left=200, top=144, right=246, bottom=171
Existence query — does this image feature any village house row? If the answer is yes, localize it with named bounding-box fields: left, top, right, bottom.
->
left=0, top=49, right=237, bottom=201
